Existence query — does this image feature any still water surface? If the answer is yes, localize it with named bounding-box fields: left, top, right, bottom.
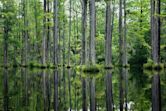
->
left=0, top=67, right=165, bottom=111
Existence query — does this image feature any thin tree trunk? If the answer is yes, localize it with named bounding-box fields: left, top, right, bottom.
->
left=105, top=1, right=112, bottom=67
left=119, top=0, right=123, bottom=66
left=111, top=0, right=115, bottom=37
left=89, top=0, right=96, bottom=65
left=123, top=0, right=127, bottom=65
left=76, top=10, right=79, bottom=65
left=53, top=0, right=58, bottom=65
left=23, top=0, right=28, bottom=65
left=46, top=0, right=50, bottom=63
left=81, top=0, right=88, bottom=65
left=42, top=0, right=47, bottom=64
left=62, top=19, right=66, bottom=66
left=3, top=21, right=8, bottom=67
left=34, top=0, right=39, bottom=62
left=68, top=0, right=72, bottom=66
left=151, top=0, right=160, bottom=63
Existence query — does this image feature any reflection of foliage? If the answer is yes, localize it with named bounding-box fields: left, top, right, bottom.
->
left=0, top=67, right=165, bottom=110
left=128, top=67, right=151, bottom=110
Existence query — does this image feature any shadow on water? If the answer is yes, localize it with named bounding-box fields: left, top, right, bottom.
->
left=0, top=67, right=165, bottom=111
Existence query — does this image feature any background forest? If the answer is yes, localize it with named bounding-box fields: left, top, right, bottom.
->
left=0, top=0, right=166, bottom=67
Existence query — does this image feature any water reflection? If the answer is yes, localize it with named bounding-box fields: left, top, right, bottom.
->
left=0, top=67, right=165, bottom=111
left=3, top=69, right=8, bottom=111
left=67, top=69, right=72, bottom=111
left=152, top=73, right=161, bottom=111
left=105, top=70, right=113, bottom=111
left=82, top=78, right=87, bottom=111
left=90, top=78, right=95, bottom=111
left=54, top=70, right=58, bottom=111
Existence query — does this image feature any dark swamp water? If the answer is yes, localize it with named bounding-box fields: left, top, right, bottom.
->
left=0, top=67, right=165, bottom=111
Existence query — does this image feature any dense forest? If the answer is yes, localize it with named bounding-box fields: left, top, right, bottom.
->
left=0, top=0, right=166, bottom=111
left=0, top=0, right=165, bottom=68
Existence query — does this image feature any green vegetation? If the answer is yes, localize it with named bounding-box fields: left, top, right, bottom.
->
left=0, top=0, right=165, bottom=70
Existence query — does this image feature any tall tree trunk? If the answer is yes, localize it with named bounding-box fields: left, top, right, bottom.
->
left=23, top=0, right=28, bottom=65
left=105, top=1, right=112, bottom=67
left=34, top=0, right=39, bottom=62
left=119, top=0, right=123, bottom=66
left=76, top=10, right=79, bottom=65
left=68, top=0, right=72, bottom=66
left=42, top=0, right=47, bottom=64
left=46, top=0, right=50, bottom=63
left=53, top=0, right=58, bottom=65
left=81, top=0, right=88, bottom=65
left=151, top=0, right=160, bottom=63
left=62, top=20, right=66, bottom=66
left=123, top=0, right=127, bottom=65
left=3, top=21, right=8, bottom=67
left=111, top=0, right=115, bottom=37
left=89, top=0, right=96, bottom=65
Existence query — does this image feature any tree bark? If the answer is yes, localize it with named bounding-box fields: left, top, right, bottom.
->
left=42, top=0, right=47, bottom=64
left=46, top=0, right=50, bottom=63
left=81, top=0, right=88, bottom=65
left=53, top=0, right=59, bottom=65
left=123, top=0, right=127, bottom=65
left=89, top=0, right=96, bottom=65
left=151, top=0, right=160, bottom=63
left=105, top=1, right=112, bottom=67
left=23, top=0, right=28, bottom=65
left=119, top=0, right=123, bottom=65
left=3, top=20, right=8, bottom=66
left=34, top=0, right=40, bottom=62
left=68, top=0, right=72, bottom=66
